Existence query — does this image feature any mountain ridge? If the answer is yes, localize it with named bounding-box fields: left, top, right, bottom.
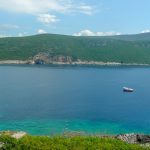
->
left=1, top=32, right=150, bottom=64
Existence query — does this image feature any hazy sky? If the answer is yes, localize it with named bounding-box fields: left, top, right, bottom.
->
left=0, top=0, right=150, bottom=37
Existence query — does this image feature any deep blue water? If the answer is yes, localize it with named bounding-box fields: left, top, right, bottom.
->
left=0, top=65, right=150, bottom=135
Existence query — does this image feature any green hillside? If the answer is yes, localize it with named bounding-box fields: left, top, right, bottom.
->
left=1, top=33, right=150, bottom=64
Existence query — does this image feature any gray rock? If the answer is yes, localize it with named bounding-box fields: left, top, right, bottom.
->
left=33, top=52, right=73, bottom=64
left=116, top=133, right=150, bottom=144
left=137, top=134, right=150, bottom=143
left=0, top=131, right=27, bottom=139
left=116, top=133, right=137, bottom=144
left=0, top=142, right=4, bottom=148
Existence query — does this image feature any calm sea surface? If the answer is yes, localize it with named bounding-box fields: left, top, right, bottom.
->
left=0, top=65, right=150, bottom=135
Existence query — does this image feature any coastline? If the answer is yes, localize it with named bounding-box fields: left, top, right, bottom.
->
left=1, top=130, right=150, bottom=145
left=0, top=60, right=149, bottom=66
left=1, top=131, right=150, bottom=149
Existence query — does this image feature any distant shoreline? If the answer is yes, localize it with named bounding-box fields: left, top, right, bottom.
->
left=0, top=60, right=149, bottom=66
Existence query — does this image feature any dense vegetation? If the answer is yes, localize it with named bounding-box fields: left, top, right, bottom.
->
left=0, top=135, right=149, bottom=150
left=1, top=33, right=150, bottom=63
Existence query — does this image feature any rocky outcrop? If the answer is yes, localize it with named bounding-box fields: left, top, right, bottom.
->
left=0, top=131, right=27, bottom=149
left=0, top=131, right=27, bottom=139
left=33, top=53, right=50, bottom=64
left=116, top=133, right=150, bottom=144
left=33, top=53, right=73, bottom=64
left=137, top=134, right=150, bottom=143
left=52, top=55, right=72, bottom=63
left=11, top=131, right=27, bottom=139
left=116, top=133, right=137, bottom=144
left=0, top=142, right=4, bottom=148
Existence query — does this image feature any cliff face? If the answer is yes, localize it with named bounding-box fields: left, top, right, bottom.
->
left=33, top=53, right=73, bottom=64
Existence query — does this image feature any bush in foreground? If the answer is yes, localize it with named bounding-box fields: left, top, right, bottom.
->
left=0, top=135, right=149, bottom=150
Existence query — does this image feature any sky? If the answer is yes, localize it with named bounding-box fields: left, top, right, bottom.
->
left=0, top=0, right=150, bottom=37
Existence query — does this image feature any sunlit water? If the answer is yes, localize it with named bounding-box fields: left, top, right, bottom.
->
left=0, top=65, right=150, bottom=135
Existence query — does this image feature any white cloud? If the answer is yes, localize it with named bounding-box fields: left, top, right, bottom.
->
left=18, top=32, right=28, bottom=37
left=0, top=24, right=20, bottom=38
left=141, top=29, right=150, bottom=33
left=73, top=29, right=121, bottom=36
left=96, top=31, right=121, bottom=36
left=74, top=30, right=95, bottom=36
left=18, top=33, right=23, bottom=37
left=0, top=0, right=95, bottom=15
left=37, top=29, right=47, bottom=34
left=0, top=0, right=96, bottom=28
left=0, top=24, right=19, bottom=30
left=77, top=5, right=94, bottom=15
left=37, top=14, right=59, bottom=25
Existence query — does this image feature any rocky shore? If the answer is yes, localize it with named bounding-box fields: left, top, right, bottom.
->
left=1, top=131, right=150, bottom=149
left=63, top=132, right=150, bottom=145
left=1, top=131, right=150, bottom=150
left=0, top=60, right=34, bottom=64
left=1, top=131, right=150, bottom=144
left=0, top=59, right=149, bottom=66
left=0, top=59, right=122, bottom=65
left=0, top=52, right=149, bottom=66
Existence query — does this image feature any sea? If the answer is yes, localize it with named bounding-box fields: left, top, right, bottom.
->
left=0, top=65, right=150, bottom=135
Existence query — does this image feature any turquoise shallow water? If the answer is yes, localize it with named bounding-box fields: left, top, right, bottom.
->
left=0, top=119, right=147, bottom=135
left=0, top=65, right=150, bottom=135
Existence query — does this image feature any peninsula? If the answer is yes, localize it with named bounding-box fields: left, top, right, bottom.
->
left=1, top=32, right=150, bottom=65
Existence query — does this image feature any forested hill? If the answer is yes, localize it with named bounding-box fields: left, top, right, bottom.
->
left=1, top=32, right=150, bottom=64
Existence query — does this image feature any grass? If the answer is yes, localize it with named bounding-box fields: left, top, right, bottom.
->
left=0, top=135, right=149, bottom=150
